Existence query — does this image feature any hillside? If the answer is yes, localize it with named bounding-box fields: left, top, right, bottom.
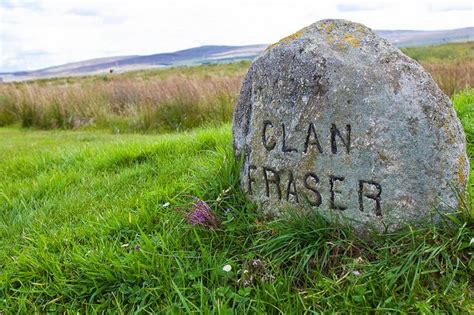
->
left=1, top=27, right=472, bottom=82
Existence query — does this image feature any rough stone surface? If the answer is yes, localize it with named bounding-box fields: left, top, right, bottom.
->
left=232, top=19, right=469, bottom=234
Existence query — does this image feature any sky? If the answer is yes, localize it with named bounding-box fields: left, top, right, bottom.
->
left=0, top=0, right=473, bottom=72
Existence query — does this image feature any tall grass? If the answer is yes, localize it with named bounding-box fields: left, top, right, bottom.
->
left=402, top=42, right=474, bottom=63
left=0, top=75, right=242, bottom=132
left=402, top=42, right=473, bottom=96
left=0, top=43, right=472, bottom=131
left=421, top=61, right=473, bottom=96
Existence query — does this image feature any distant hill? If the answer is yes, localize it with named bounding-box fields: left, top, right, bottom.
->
left=376, top=27, right=473, bottom=47
left=1, top=27, right=472, bottom=82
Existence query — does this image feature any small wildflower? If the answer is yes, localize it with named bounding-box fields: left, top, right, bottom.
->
left=186, top=197, right=220, bottom=229
left=223, top=264, right=232, bottom=272
left=252, top=259, right=263, bottom=267
left=162, top=202, right=170, bottom=208
left=216, top=187, right=232, bottom=202
left=237, top=258, right=274, bottom=287
left=354, top=257, right=365, bottom=264
left=352, top=270, right=361, bottom=276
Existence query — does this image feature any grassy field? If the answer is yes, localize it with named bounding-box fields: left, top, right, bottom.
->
left=0, top=42, right=472, bottom=133
left=402, top=42, right=474, bottom=97
left=401, top=42, right=474, bottom=62
left=0, top=63, right=245, bottom=132
left=0, top=89, right=473, bottom=312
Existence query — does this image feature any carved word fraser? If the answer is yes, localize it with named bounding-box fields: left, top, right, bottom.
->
left=249, top=120, right=382, bottom=216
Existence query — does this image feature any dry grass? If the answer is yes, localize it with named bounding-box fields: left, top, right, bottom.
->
left=421, top=61, right=473, bottom=96
left=402, top=41, right=473, bottom=96
left=0, top=43, right=472, bottom=131
left=0, top=74, right=242, bottom=132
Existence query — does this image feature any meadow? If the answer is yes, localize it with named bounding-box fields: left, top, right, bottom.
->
left=0, top=42, right=472, bottom=133
left=402, top=42, right=474, bottom=96
left=0, top=89, right=472, bottom=313
left=0, top=63, right=246, bottom=132
left=0, top=43, right=473, bottom=313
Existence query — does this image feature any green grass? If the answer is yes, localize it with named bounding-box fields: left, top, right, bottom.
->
left=402, top=41, right=474, bottom=63
left=0, top=90, right=473, bottom=313
left=454, top=89, right=474, bottom=158
left=16, top=61, right=251, bottom=87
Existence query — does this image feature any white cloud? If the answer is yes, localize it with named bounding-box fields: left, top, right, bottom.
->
left=428, top=2, right=473, bottom=12
left=67, top=8, right=101, bottom=17
left=337, top=2, right=389, bottom=12
left=0, top=0, right=473, bottom=72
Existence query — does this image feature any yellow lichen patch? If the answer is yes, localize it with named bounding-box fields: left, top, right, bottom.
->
left=325, top=34, right=334, bottom=45
left=337, top=42, right=347, bottom=50
left=343, top=33, right=360, bottom=48
left=323, top=22, right=336, bottom=44
left=324, top=25, right=361, bottom=50
left=458, top=154, right=466, bottom=185
left=279, top=30, right=305, bottom=44
left=356, top=24, right=367, bottom=34
left=442, top=110, right=457, bottom=144
left=266, top=28, right=307, bottom=51
left=324, top=21, right=334, bottom=33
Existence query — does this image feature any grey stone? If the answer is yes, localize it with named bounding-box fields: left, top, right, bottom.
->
left=232, top=19, right=469, bottom=234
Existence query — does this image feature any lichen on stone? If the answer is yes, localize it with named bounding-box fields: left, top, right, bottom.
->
left=323, top=22, right=361, bottom=50
left=458, top=154, right=467, bottom=185
left=324, top=21, right=335, bottom=33
left=343, top=33, right=360, bottom=48
left=266, top=27, right=308, bottom=51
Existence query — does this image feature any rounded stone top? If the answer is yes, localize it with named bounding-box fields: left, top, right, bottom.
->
left=232, top=19, right=469, bottom=235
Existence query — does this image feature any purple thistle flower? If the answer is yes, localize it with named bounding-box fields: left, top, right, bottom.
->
left=186, top=197, right=220, bottom=229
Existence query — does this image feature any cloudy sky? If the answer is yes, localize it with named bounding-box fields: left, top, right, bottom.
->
left=0, top=0, right=473, bottom=72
